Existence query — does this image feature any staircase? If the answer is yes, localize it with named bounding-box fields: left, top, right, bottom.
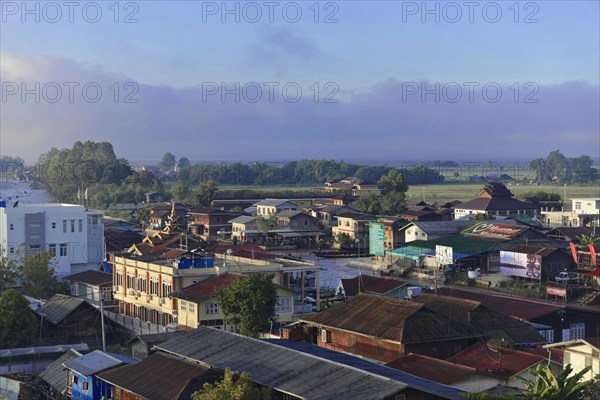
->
left=578, top=290, right=600, bottom=306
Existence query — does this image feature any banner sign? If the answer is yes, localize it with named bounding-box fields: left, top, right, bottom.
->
left=500, top=251, right=542, bottom=280
left=547, top=286, right=567, bottom=298
left=589, top=244, right=597, bottom=268
left=569, top=242, right=579, bottom=264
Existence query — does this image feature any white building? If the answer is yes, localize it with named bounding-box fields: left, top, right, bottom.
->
left=0, top=203, right=104, bottom=279
left=540, top=198, right=600, bottom=228
left=546, top=338, right=600, bottom=382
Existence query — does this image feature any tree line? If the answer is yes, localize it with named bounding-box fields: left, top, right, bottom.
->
left=528, top=150, right=598, bottom=184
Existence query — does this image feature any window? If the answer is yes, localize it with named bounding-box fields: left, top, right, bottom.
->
left=71, top=219, right=75, bottom=233
left=29, top=244, right=40, bottom=251
left=575, top=202, right=582, bottom=210
left=116, top=271, right=124, bottom=287
left=63, top=220, right=67, bottom=232
left=51, top=222, right=56, bottom=229
left=585, top=356, right=592, bottom=368
left=136, top=276, right=147, bottom=292
left=9, top=223, right=14, bottom=230
left=205, top=302, right=218, bottom=315
left=29, top=222, right=41, bottom=228
left=48, top=244, right=57, bottom=256
left=59, top=244, right=68, bottom=257
left=70, top=284, right=79, bottom=296
left=82, top=381, right=89, bottom=391
left=78, top=219, right=83, bottom=232
left=134, top=305, right=142, bottom=319
left=275, top=296, right=292, bottom=313
left=30, top=233, right=41, bottom=239
left=127, top=273, right=135, bottom=289
left=570, top=323, right=585, bottom=340
left=321, top=329, right=331, bottom=343
left=102, top=287, right=112, bottom=301
left=189, top=303, right=195, bottom=313
left=181, top=301, right=187, bottom=311
left=162, top=281, right=171, bottom=298
left=9, top=247, right=14, bottom=254
left=150, top=278, right=159, bottom=295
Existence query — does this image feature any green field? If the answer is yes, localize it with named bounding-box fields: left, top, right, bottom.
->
left=407, top=184, right=600, bottom=204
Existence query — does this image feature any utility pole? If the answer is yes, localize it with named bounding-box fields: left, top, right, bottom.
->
left=100, top=298, right=106, bottom=352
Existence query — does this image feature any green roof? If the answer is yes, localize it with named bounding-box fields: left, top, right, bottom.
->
left=407, top=234, right=508, bottom=257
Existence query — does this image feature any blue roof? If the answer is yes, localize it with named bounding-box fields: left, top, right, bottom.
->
left=262, top=340, right=466, bottom=400
left=63, top=350, right=137, bottom=376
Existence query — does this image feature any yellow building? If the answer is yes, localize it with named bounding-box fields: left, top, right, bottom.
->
left=111, top=253, right=320, bottom=327
left=171, top=272, right=295, bottom=331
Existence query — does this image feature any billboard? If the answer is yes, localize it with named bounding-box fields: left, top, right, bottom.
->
left=547, top=286, right=567, bottom=298
left=369, top=221, right=385, bottom=257
left=435, top=245, right=453, bottom=265
left=462, top=222, right=525, bottom=239
left=499, top=251, right=542, bottom=280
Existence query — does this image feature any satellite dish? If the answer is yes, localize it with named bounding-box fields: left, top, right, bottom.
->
left=225, top=249, right=234, bottom=256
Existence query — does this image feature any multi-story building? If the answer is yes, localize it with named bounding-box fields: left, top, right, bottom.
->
left=331, top=212, right=377, bottom=247
left=0, top=202, right=104, bottom=278
left=111, top=252, right=320, bottom=327
left=254, top=199, right=299, bottom=216
left=540, top=198, right=600, bottom=228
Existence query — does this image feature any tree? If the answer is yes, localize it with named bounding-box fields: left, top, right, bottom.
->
left=335, top=232, right=352, bottom=248
left=520, top=364, right=590, bottom=400
left=576, top=234, right=600, bottom=249
left=0, top=289, right=38, bottom=348
left=462, top=364, right=592, bottom=400
left=190, top=180, right=218, bottom=207
left=579, top=374, right=600, bottom=400
left=528, top=157, right=548, bottom=183
left=379, top=169, right=408, bottom=195
left=158, top=152, right=176, bottom=172
left=177, top=157, right=191, bottom=169
left=255, top=214, right=278, bottom=240
left=213, top=273, right=277, bottom=338
left=171, top=180, right=190, bottom=201
left=191, top=368, right=272, bottom=400
left=380, top=191, right=407, bottom=215
left=20, top=251, right=57, bottom=299
left=517, top=191, right=563, bottom=209
left=353, top=193, right=382, bottom=215
left=0, top=247, right=21, bottom=293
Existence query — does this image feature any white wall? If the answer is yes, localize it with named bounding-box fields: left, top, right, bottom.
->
left=0, top=203, right=104, bottom=278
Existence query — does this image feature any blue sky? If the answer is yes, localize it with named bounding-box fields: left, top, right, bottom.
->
left=1, top=1, right=599, bottom=162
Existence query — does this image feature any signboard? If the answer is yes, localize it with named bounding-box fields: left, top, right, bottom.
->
left=547, top=286, right=567, bottom=298
left=435, top=245, right=453, bottom=265
left=499, top=251, right=542, bottom=280
left=462, top=223, right=525, bottom=239
left=369, top=221, right=385, bottom=257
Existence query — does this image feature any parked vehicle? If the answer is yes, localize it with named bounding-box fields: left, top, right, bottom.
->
left=555, top=271, right=574, bottom=283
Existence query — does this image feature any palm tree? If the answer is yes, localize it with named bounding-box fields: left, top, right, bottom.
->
left=528, top=158, right=548, bottom=183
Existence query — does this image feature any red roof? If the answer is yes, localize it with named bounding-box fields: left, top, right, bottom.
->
left=341, top=275, right=407, bottom=297
left=387, top=353, right=476, bottom=384
left=449, top=342, right=544, bottom=380
left=437, top=288, right=563, bottom=321
left=172, top=273, right=246, bottom=302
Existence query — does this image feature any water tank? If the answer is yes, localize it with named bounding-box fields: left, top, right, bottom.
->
left=407, top=286, right=422, bottom=297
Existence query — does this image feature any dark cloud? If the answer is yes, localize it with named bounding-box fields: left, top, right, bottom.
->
left=1, top=53, right=598, bottom=163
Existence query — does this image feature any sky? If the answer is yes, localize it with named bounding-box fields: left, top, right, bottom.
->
left=1, top=0, right=599, bottom=163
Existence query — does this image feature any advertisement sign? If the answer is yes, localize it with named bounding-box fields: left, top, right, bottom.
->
left=435, top=245, right=453, bottom=265
left=569, top=242, right=579, bottom=264
left=499, top=251, right=542, bottom=280
left=547, top=286, right=567, bottom=298
left=369, top=221, right=385, bottom=257
left=589, top=244, right=597, bottom=267
left=462, top=223, right=525, bottom=239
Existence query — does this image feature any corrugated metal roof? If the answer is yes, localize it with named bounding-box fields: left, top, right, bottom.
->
left=155, top=327, right=408, bottom=400
left=386, top=353, right=476, bottom=385
left=98, top=352, right=220, bottom=400
left=63, top=350, right=138, bottom=376
left=300, top=293, right=474, bottom=344
left=171, top=272, right=246, bottom=302
left=63, top=270, right=112, bottom=286
left=228, top=215, right=256, bottom=224
left=35, top=295, right=86, bottom=324
left=341, top=275, right=407, bottom=297
left=39, top=350, right=83, bottom=393
left=264, top=340, right=466, bottom=400
left=131, top=331, right=183, bottom=345
left=404, top=220, right=507, bottom=236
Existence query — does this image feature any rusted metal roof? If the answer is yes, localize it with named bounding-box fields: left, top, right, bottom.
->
left=386, top=353, right=477, bottom=385
left=63, top=270, right=112, bottom=286
left=301, top=293, right=473, bottom=344
left=98, top=352, right=220, bottom=400
left=171, top=272, right=246, bottom=302
left=449, top=341, right=545, bottom=380
left=341, top=275, right=407, bottom=297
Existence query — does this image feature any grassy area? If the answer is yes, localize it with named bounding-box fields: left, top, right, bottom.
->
left=407, top=183, right=600, bottom=204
